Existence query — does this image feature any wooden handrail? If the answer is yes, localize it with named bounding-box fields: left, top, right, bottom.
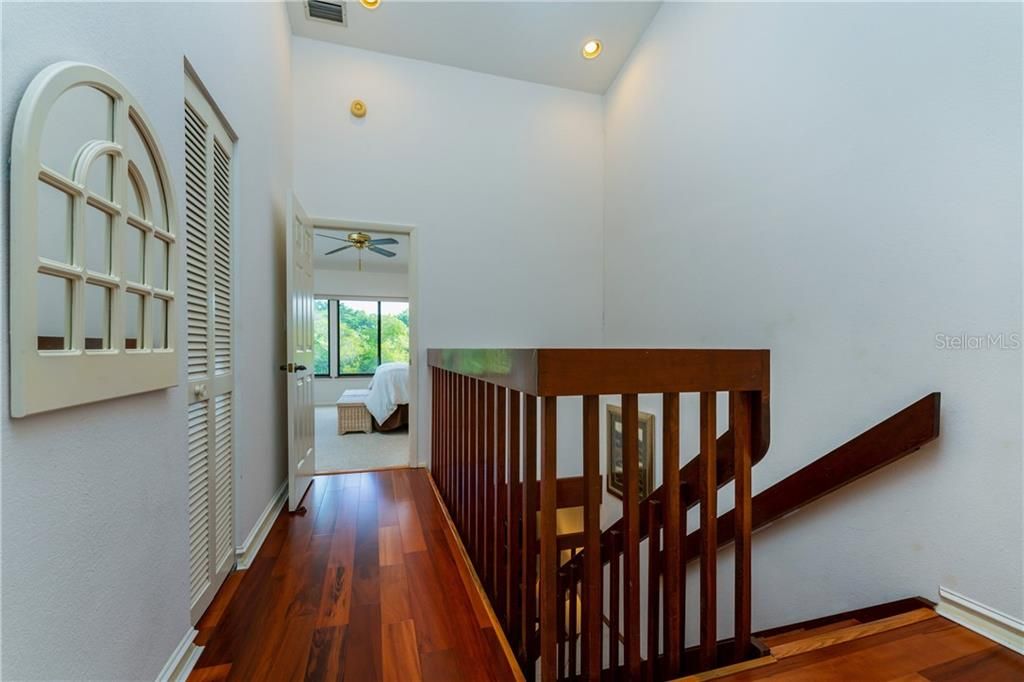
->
left=687, top=392, right=940, bottom=554
left=427, top=348, right=769, bottom=396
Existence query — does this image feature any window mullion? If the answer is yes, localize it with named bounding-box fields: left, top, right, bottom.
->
left=111, top=96, right=128, bottom=351
left=377, top=301, right=382, bottom=368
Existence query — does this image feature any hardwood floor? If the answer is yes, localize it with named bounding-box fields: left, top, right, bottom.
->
left=189, top=468, right=520, bottom=682
left=701, top=610, right=1024, bottom=681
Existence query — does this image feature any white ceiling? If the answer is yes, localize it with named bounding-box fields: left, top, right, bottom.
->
left=286, top=1, right=661, bottom=94
left=313, top=228, right=409, bottom=273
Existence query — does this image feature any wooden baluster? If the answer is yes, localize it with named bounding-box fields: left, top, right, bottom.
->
left=662, top=393, right=682, bottom=676
left=622, top=394, right=641, bottom=680
left=431, top=368, right=437, bottom=473
left=476, top=379, right=485, bottom=568
left=540, top=396, right=558, bottom=681
left=463, top=375, right=471, bottom=542
left=455, top=374, right=463, bottom=534
left=495, top=386, right=508, bottom=614
left=568, top=549, right=578, bottom=680
left=609, top=530, right=621, bottom=679
left=557, top=567, right=566, bottom=680
left=460, top=375, right=468, bottom=541
left=484, top=382, right=495, bottom=589
left=447, top=371, right=453, bottom=505
left=522, top=394, right=538, bottom=680
left=470, top=379, right=479, bottom=566
left=508, top=390, right=522, bottom=649
left=699, top=391, right=718, bottom=670
left=679, top=481, right=688, bottom=675
left=646, top=499, right=661, bottom=682
left=436, top=368, right=442, bottom=479
left=582, top=395, right=602, bottom=682
left=732, top=391, right=753, bottom=662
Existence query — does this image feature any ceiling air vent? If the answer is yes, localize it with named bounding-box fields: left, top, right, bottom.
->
left=306, top=0, right=347, bottom=26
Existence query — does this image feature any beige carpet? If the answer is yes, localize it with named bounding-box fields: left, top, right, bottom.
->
left=315, top=406, right=410, bottom=473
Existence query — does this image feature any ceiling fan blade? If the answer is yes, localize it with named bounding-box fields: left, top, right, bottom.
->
left=325, top=245, right=354, bottom=255
left=368, top=246, right=396, bottom=257
left=317, top=233, right=351, bottom=242
left=368, top=237, right=399, bottom=246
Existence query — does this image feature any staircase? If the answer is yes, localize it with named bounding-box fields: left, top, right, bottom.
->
left=428, top=348, right=940, bottom=682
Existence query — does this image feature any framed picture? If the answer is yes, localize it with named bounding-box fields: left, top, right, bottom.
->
left=606, top=403, right=655, bottom=500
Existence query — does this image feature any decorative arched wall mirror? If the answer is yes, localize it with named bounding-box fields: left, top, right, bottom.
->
left=10, top=62, right=179, bottom=417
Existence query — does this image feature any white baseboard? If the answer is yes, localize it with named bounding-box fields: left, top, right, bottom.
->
left=235, top=481, right=287, bottom=570
left=156, top=628, right=202, bottom=681
left=937, top=586, right=1024, bottom=654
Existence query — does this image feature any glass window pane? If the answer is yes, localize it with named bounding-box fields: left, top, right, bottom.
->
left=84, top=284, right=111, bottom=350
left=313, top=299, right=330, bottom=375
left=86, top=153, right=113, bottom=200
left=337, top=299, right=378, bottom=374
left=85, top=206, right=112, bottom=274
left=151, top=237, right=168, bottom=290
left=124, top=291, right=144, bottom=349
left=124, top=224, right=145, bottom=282
left=40, top=85, right=113, bottom=175
left=380, top=301, right=410, bottom=364
left=37, top=274, right=70, bottom=350
left=152, top=298, right=168, bottom=349
left=37, top=181, right=71, bottom=263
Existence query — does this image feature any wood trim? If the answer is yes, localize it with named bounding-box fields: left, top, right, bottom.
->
left=670, top=654, right=778, bottom=682
left=426, top=348, right=769, bottom=397
left=753, top=596, right=935, bottom=639
left=769, top=608, right=937, bottom=659
left=425, top=471, right=527, bottom=682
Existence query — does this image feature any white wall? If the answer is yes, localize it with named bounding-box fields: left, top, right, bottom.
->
left=315, top=266, right=409, bottom=299
left=292, top=37, right=606, bottom=465
left=603, top=0, right=1023, bottom=635
left=0, top=2, right=291, bottom=678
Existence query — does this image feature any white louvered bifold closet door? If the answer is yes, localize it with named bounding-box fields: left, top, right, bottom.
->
left=185, top=76, right=236, bottom=624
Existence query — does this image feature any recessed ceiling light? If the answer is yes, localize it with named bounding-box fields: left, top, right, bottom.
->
left=581, top=39, right=602, bottom=60
left=360, top=0, right=380, bottom=9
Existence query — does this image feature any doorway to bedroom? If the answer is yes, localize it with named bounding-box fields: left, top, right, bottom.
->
left=310, top=224, right=413, bottom=473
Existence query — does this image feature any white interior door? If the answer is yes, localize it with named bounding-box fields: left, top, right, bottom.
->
left=286, top=193, right=316, bottom=511
left=185, top=76, right=235, bottom=623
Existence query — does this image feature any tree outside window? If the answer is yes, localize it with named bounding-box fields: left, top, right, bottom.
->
left=313, top=298, right=409, bottom=376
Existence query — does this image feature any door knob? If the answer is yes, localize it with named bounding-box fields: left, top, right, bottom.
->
left=296, top=364, right=307, bottom=371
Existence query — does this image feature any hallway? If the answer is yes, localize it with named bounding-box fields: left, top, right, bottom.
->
left=190, top=469, right=519, bottom=681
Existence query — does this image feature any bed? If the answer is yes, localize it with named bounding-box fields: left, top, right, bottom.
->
left=363, top=362, right=411, bottom=431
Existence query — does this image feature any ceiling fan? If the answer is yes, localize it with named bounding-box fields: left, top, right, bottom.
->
left=317, top=231, right=399, bottom=271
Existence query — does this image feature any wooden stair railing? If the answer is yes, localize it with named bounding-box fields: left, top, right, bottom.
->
left=553, top=391, right=940, bottom=676
left=429, top=348, right=770, bottom=682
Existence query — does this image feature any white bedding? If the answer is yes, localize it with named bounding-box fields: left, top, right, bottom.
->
left=364, top=362, right=411, bottom=424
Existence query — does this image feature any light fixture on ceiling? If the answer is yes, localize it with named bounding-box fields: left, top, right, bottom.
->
left=581, top=39, right=602, bottom=60
left=360, top=0, right=380, bottom=9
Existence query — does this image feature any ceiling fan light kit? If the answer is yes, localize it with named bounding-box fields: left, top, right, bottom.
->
left=317, top=231, right=398, bottom=271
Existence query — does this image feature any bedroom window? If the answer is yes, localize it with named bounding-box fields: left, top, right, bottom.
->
left=313, top=298, right=409, bottom=378
left=313, top=298, right=330, bottom=377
